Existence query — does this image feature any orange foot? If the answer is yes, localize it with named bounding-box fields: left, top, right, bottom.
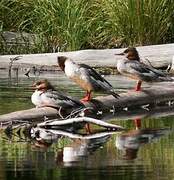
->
left=135, top=81, right=142, bottom=91
left=135, top=87, right=142, bottom=91
left=80, top=95, right=91, bottom=102
left=80, top=98, right=90, bottom=102
left=134, top=118, right=141, bottom=129
left=127, top=88, right=141, bottom=93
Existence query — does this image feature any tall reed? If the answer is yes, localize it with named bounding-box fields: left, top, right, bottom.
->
left=99, top=0, right=174, bottom=46
left=19, top=0, right=95, bottom=52
left=0, top=0, right=174, bottom=54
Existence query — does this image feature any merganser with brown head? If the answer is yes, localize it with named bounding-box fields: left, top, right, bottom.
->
left=115, top=47, right=172, bottom=91
left=31, top=79, right=83, bottom=109
left=57, top=56, right=119, bottom=102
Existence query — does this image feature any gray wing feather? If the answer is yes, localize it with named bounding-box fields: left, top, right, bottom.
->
left=79, top=64, right=119, bottom=98
left=79, top=64, right=113, bottom=88
left=45, top=90, right=83, bottom=107
left=125, top=61, right=172, bottom=81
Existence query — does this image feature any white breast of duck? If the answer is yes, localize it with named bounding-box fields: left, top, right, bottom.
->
left=31, top=90, right=44, bottom=107
left=31, top=90, right=61, bottom=108
left=64, top=59, right=80, bottom=77
left=117, top=58, right=129, bottom=74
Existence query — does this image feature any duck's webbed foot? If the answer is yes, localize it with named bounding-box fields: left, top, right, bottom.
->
left=135, top=80, right=142, bottom=91
left=80, top=92, right=92, bottom=102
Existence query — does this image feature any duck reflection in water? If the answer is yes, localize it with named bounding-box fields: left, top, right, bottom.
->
left=30, top=126, right=111, bottom=164
left=30, top=127, right=62, bottom=150
left=115, top=122, right=170, bottom=160
left=57, top=135, right=111, bottom=167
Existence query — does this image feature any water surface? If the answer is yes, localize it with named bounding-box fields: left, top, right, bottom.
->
left=0, top=69, right=174, bottom=180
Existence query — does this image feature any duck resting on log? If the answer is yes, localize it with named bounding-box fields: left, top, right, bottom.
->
left=31, top=79, right=96, bottom=132
left=31, top=79, right=84, bottom=115
left=115, top=47, right=173, bottom=91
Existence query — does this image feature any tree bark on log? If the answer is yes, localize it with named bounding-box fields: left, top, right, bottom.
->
left=84, top=82, right=174, bottom=111
left=0, top=82, right=174, bottom=123
left=0, top=43, right=174, bottom=69
left=0, top=107, right=58, bottom=122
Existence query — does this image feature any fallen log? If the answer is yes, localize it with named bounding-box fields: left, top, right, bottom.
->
left=1, top=82, right=174, bottom=123
left=84, top=82, right=174, bottom=111
left=0, top=107, right=58, bottom=123
left=0, top=43, right=174, bottom=69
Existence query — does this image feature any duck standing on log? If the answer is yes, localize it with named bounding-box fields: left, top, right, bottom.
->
left=31, top=79, right=84, bottom=110
left=115, top=47, right=173, bottom=91
left=57, top=56, right=119, bottom=102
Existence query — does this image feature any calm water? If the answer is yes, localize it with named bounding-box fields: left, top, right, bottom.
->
left=0, top=69, right=174, bottom=180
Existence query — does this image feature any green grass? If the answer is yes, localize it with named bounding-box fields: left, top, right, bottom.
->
left=0, top=0, right=174, bottom=54
left=99, top=0, right=174, bottom=46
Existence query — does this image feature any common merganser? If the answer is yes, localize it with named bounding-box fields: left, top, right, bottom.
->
left=57, top=56, right=119, bottom=102
left=31, top=79, right=83, bottom=109
left=115, top=47, right=172, bottom=91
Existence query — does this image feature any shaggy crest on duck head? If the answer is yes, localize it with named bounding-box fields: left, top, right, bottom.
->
left=115, top=47, right=140, bottom=61
left=32, top=79, right=55, bottom=91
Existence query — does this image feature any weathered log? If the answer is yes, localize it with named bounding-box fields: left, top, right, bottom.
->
left=170, top=56, right=174, bottom=73
left=0, top=43, right=174, bottom=69
left=84, top=82, right=174, bottom=111
left=1, top=82, right=174, bottom=123
left=0, top=107, right=58, bottom=123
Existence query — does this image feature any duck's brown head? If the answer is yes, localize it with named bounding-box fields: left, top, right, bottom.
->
left=57, top=56, right=67, bottom=71
left=115, top=47, right=140, bottom=61
left=32, top=79, right=55, bottom=91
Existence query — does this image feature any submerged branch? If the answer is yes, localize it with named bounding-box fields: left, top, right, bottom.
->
left=37, top=117, right=125, bottom=131
left=33, top=127, right=121, bottom=140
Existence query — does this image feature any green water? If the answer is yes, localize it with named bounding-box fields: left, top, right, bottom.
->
left=0, top=70, right=174, bottom=180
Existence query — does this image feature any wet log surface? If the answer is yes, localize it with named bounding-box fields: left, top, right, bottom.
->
left=0, top=82, right=174, bottom=123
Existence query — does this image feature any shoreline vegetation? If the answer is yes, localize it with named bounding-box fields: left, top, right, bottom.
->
left=0, top=0, right=174, bottom=55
